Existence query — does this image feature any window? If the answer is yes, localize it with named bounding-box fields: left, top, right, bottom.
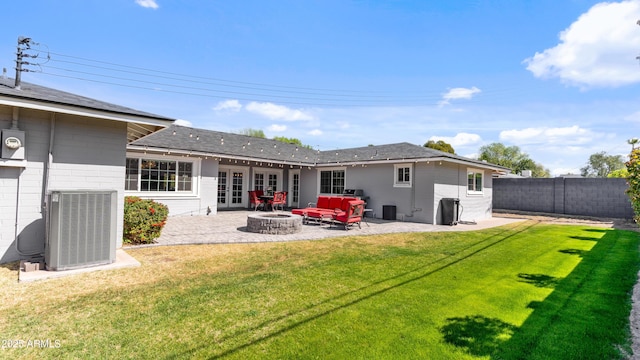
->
left=394, top=164, right=412, bottom=187
left=319, top=168, right=345, bottom=195
left=254, top=173, right=265, bottom=191
left=125, top=157, right=194, bottom=192
left=125, top=158, right=139, bottom=191
left=467, top=169, right=484, bottom=194
left=254, top=171, right=280, bottom=194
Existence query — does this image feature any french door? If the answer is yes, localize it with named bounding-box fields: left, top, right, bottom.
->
left=288, top=170, right=300, bottom=208
left=217, top=167, right=247, bottom=208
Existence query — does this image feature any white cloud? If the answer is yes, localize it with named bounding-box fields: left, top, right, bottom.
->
left=135, top=0, right=159, bottom=9
left=524, top=0, right=640, bottom=88
left=500, top=125, right=592, bottom=145
left=624, top=110, right=640, bottom=123
left=308, top=129, right=323, bottom=136
left=429, top=132, right=482, bottom=147
left=213, top=99, right=242, bottom=112
left=245, top=102, right=314, bottom=121
left=438, top=87, right=481, bottom=106
left=268, top=124, right=287, bottom=132
left=174, top=119, right=192, bottom=127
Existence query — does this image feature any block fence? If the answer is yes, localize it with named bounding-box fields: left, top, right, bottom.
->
left=493, top=178, right=634, bottom=219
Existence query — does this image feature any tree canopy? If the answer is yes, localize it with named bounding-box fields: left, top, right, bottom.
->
left=237, top=128, right=266, bottom=138
left=580, top=151, right=625, bottom=178
left=424, top=140, right=455, bottom=154
left=273, top=136, right=313, bottom=149
left=478, top=142, right=550, bottom=178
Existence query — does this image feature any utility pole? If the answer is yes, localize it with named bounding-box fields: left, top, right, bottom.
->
left=14, top=36, right=32, bottom=89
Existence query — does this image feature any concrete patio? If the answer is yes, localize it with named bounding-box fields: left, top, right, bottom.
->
left=16, top=211, right=524, bottom=282
left=147, top=210, right=525, bottom=247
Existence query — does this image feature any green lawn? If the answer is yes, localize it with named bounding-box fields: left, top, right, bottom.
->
left=0, top=221, right=638, bottom=359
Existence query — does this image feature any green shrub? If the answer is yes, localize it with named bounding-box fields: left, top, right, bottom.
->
left=626, top=148, right=640, bottom=224
left=123, top=196, right=169, bottom=244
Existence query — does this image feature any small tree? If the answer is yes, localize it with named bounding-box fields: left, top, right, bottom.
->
left=273, top=136, right=313, bottom=149
left=238, top=128, right=266, bottom=138
left=478, top=142, right=549, bottom=177
left=580, top=151, right=625, bottom=178
left=425, top=140, right=455, bottom=154
left=627, top=148, right=640, bottom=224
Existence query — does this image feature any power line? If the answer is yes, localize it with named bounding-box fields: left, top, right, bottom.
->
left=26, top=48, right=527, bottom=107
left=37, top=50, right=434, bottom=96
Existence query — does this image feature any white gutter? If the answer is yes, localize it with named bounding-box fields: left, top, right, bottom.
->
left=315, top=156, right=509, bottom=172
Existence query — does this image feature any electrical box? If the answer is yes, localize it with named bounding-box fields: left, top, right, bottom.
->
left=1, top=129, right=26, bottom=160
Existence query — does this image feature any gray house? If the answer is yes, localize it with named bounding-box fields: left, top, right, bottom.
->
left=0, top=78, right=174, bottom=265
left=128, top=125, right=508, bottom=224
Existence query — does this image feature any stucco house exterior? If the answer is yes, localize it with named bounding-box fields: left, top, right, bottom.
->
left=128, top=125, right=508, bottom=224
left=0, top=78, right=174, bottom=265
left=0, top=77, right=507, bottom=266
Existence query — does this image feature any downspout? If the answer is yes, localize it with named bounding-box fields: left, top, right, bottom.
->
left=12, top=108, right=40, bottom=256
left=42, top=113, right=55, bottom=249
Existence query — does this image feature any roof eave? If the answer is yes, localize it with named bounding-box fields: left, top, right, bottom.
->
left=0, top=97, right=174, bottom=127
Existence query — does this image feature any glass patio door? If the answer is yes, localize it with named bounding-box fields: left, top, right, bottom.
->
left=217, top=167, right=247, bottom=208
left=288, top=170, right=300, bottom=208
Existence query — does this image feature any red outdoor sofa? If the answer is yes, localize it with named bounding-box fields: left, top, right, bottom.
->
left=292, top=196, right=365, bottom=230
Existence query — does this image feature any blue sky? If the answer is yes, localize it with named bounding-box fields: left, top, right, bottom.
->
left=1, top=0, right=640, bottom=175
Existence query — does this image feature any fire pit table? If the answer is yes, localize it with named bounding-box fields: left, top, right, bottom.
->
left=247, top=213, right=303, bottom=235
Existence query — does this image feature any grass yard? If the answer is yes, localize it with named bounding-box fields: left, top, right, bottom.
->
left=0, top=221, right=638, bottom=359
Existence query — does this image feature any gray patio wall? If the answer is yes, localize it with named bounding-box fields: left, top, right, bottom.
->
left=493, top=177, right=634, bottom=219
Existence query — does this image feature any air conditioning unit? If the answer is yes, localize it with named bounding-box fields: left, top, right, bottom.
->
left=45, top=190, right=117, bottom=271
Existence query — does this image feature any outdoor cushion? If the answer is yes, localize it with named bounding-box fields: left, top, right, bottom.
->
left=340, top=197, right=357, bottom=211
left=328, top=197, right=343, bottom=210
left=316, top=196, right=330, bottom=209
left=291, top=208, right=306, bottom=216
left=306, top=209, right=335, bottom=218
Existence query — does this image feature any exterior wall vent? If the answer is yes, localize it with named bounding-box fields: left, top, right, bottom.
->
left=45, top=190, right=117, bottom=271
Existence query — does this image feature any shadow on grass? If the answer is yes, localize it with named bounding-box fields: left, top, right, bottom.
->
left=558, top=248, right=587, bottom=257
left=163, top=222, right=538, bottom=359
left=517, top=273, right=562, bottom=288
left=570, top=235, right=600, bottom=241
left=493, top=228, right=640, bottom=359
left=0, top=260, right=19, bottom=271
left=441, top=315, right=517, bottom=356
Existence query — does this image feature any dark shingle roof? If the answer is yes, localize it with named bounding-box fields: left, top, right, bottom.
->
left=0, top=77, right=173, bottom=121
left=132, top=125, right=508, bottom=171
left=131, top=125, right=320, bottom=164
left=316, top=142, right=507, bottom=170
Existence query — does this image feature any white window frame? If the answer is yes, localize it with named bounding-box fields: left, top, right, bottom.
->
left=317, top=167, right=346, bottom=195
left=467, top=168, right=484, bottom=195
left=125, top=154, right=200, bottom=197
left=253, top=169, right=283, bottom=192
left=393, top=163, right=413, bottom=188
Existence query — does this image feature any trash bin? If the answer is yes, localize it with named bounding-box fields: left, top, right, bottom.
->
left=441, top=198, right=460, bottom=225
left=382, top=205, right=396, bottom=220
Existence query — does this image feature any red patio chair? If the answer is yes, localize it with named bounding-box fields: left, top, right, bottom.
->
left=333, top=200, right=365, bottom=230
left=248, top=190, right=264, bottom=211
left=269, top=191, right=286, bottom=211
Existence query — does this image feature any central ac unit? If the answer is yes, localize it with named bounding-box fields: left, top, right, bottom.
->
left=45, top=190, right=117, bottom=271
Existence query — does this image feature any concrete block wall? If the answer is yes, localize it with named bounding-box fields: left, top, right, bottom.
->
left=493, top=177, right=634, bottom=219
